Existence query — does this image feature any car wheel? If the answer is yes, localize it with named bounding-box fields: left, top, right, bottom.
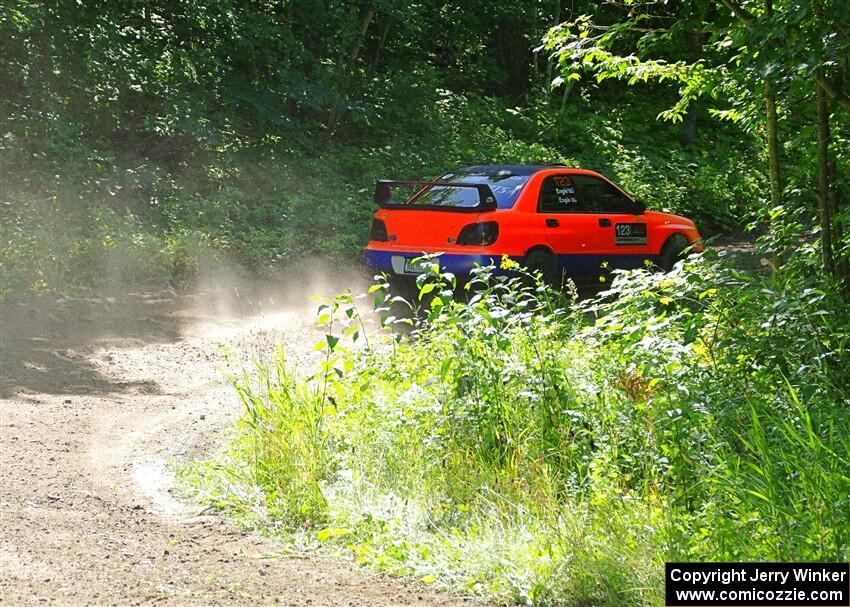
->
left=524, top=249, right=559, bottom=286
left=658, top=234, right=690, bottom=271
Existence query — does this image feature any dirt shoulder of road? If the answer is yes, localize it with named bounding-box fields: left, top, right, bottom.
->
left=0, top=285, right=465, bottom=606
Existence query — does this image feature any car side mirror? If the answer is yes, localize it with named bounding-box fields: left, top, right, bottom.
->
left=633, top=200, right=646, bottom=215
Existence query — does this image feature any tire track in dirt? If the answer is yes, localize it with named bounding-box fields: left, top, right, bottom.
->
left=0, top=288, right=464, bottom=606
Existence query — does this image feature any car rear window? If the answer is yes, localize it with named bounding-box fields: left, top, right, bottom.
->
left=407, top=172, right=530, bottom=209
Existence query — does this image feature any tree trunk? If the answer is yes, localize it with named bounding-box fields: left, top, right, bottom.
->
left=763, top=80, right=783, bottom=274
left=531, top=0, right=540, bottom=85
left=763, top=0, right=783, bottom=271
left=764, top=82, right=782, bottom=200
left=559, top=80, right=573, bottom=109
left=763, top=0, right=782, bottom=210
left=681, top=100, right=698, bottom=147
left=825, top=90, right=850, bottom=290
left=328, top=5, right=376, bottom=133
left=816, top=79, right=835, bottom=277
left=831, top=159, right=850, bottom=290
left=682, top=27, right=703, bottom=147
left=371, top=19, right=391, bottom=70
left=349, top=6, right=376, bottom=67
left=828, top=157, right=849, bottom=289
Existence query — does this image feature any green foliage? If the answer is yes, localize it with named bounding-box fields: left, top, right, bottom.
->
left=229, top=347, right=336, bottom=528
left=584, top=254, right=850, bottom=559
left=1, top=0, right=776, bottom=298
left=185, top=255, right=849, bottom=605
left=545, top=14, right=712, bottom=122
left=544, top=0, right=850, bottom=278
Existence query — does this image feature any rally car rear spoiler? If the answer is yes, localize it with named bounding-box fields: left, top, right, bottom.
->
left=374, top=180, right=497, bottom=212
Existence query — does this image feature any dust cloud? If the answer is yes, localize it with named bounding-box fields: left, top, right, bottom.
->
left=178, top=252, right=376, bottom=343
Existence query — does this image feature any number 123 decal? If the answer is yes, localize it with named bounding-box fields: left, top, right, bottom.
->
left=615, top=223, right=647, bottom=245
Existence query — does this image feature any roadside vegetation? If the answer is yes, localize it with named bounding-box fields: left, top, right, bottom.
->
left=184, top=254, right=850, bottom=605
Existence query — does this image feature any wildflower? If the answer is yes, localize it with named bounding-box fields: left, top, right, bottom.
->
left=500, top=255, right=520, bottom=270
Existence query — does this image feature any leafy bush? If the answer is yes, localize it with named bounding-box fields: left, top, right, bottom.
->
left=184, top=253, right=850, bottom=605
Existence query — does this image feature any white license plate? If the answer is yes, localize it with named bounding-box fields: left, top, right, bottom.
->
left=403, top=258, right=425, bottom=274
left=391, top=255, right=430, bottom=275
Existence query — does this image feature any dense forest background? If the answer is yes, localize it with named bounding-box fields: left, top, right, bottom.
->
left=3, top=0, right=847, bottom=296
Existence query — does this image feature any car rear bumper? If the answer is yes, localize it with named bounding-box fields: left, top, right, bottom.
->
left=364, top=248, right=664, bottom=280
left=363, top=249, right=507, bottom=276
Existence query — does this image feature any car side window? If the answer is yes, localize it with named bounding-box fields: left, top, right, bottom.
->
left=537, top=174, right=581, bottom=213
left=571, top=174, right=635, bottom=213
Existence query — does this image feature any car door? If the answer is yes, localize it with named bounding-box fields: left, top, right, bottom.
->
left=535, top=173, right=601, bottom=281
left=570, top=174, right=651, bottom=270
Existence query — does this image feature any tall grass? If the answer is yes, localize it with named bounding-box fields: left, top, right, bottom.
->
left=185, top=255, right=850, bottom=605
left=230, top=348, right=335, bottom=527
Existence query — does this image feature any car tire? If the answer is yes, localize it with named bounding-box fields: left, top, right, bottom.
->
left=524, top=249, right=559, bottom=286
left=658, top=234, right=690, bottom=271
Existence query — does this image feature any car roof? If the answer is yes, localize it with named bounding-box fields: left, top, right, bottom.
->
left=451, top=164, right=569, bottom=176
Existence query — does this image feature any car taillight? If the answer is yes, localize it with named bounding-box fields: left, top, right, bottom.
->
left=370, top=218, right=388, bottom=242
left=456, top=221, right=499, bottom=246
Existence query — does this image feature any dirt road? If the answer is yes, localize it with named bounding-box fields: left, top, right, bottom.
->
left=0, top=287, right=462, bottom=606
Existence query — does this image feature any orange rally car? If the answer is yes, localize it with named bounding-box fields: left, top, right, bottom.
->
left=363, top=164, right=703, bottom=285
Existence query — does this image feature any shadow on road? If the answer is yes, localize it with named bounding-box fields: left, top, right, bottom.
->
left=0, top=291, right=184, bottom=398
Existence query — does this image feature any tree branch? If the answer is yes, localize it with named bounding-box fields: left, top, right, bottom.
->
left=586, top=24, right=718, bottom=34
left=713, top=0, right=756, bottom=24
left=587, top=24, right=670, bottom=33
